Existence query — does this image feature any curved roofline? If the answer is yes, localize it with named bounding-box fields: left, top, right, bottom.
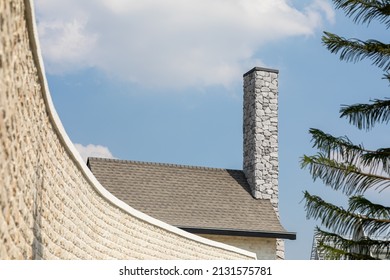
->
left=24, top=0, right=256, bottom=259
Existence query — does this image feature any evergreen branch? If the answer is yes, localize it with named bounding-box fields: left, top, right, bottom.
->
left=340, top=98, right=390, bottom=130
left=367, top=240, right=390, bottom=258
left=361, top=148, right=390, bottom=176
left=309, top=128, right=390, bottom=175
left=301, top=154, right=390, bottom=194
left=304, top=192, right=367, bottom=236
left=349, top=195, right=390, bottom=219
left=305, top=192, right=390, bottom=242
left=332, top=0, right=390, bottom=27
left=348, top=196, right=390, bottom=236
left=309, top=128, right=364, bottom=166
left=316, top=228, right=374, bottom=260
left=309, top=128, right=363, bottom=157
left=315, top=227, right=390, bottom=259
left=318, top=227, right=390, bottom=259
left=304, top=0, right=390, bottom=261
left=322, top=32, right=390, bottom=71
left=318, top=243, right=376, bottom=259
left=361, top=218, right=390, bottom=236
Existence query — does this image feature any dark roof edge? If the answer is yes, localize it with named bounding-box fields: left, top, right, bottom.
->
left=179, top=227, right=297, bottom=240
left=243, top=67, right=279, bottom=77
left=87, top=157, right=244, bottom=173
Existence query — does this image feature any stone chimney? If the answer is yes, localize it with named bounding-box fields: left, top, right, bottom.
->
left=243, top=67, right=279, bottom=212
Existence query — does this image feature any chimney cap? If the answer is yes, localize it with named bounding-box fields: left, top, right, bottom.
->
left=243, top=67, right=279, bottom=77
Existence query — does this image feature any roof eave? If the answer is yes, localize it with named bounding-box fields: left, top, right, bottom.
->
left=178, top=227, right=297, bottom=240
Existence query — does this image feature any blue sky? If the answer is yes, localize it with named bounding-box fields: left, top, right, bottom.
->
left=35, top=0, right=389, bottom=259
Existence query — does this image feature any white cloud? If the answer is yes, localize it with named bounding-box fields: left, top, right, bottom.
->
left=74, top=143, right=115, bottom=162
left=35, top=0, right=335, bottom=89
left=310, top=0, right=336, bottom=24
left=38, top=19, right=98, bottom=73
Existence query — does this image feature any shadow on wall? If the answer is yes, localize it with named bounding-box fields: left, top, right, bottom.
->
left=32, top=156, right=43, bottom=259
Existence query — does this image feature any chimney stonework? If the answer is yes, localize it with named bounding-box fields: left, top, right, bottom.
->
left=243, top=67, right=279, bottom=210
left=243, top=67, right=284, bottom=259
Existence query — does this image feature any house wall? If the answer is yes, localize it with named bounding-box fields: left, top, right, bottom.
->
left=199, top=234, right=277, bottom=260
left=0, top=0, right=255, bottom=260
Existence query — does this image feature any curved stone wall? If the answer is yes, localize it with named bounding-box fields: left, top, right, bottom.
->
left=0, top=0, right=255, bottom=260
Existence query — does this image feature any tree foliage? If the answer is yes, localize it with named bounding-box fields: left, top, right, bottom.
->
left=302, top=0, right=390, bottom=259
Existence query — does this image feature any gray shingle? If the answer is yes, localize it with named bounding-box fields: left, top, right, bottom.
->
left=88, top=157, right=290, bottom=236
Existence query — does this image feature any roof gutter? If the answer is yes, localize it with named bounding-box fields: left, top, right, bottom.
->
left=179, top=227, right=297, bottom=240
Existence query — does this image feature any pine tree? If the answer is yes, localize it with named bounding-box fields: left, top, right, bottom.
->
left=302, top=0, right=390, bottom=260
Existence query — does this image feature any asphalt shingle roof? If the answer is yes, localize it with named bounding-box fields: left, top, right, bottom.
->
left=87, top=157, right=291, bottom=237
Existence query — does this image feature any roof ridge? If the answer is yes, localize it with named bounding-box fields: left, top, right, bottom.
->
left=88, top=157, right=243, bottom=172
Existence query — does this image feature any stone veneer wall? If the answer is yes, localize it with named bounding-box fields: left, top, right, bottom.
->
left=243, top=67, right=284, bottom=259
left=0, top=0, right=255, bottom=260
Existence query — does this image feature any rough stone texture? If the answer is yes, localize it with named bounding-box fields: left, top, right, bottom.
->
left=243, top=67, right=284, bottom=259
left=0, top=0, right=253, bottom=260
left=199, top=234, right=277, bottom=260
left=243, top=68, right=279, bottom=205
